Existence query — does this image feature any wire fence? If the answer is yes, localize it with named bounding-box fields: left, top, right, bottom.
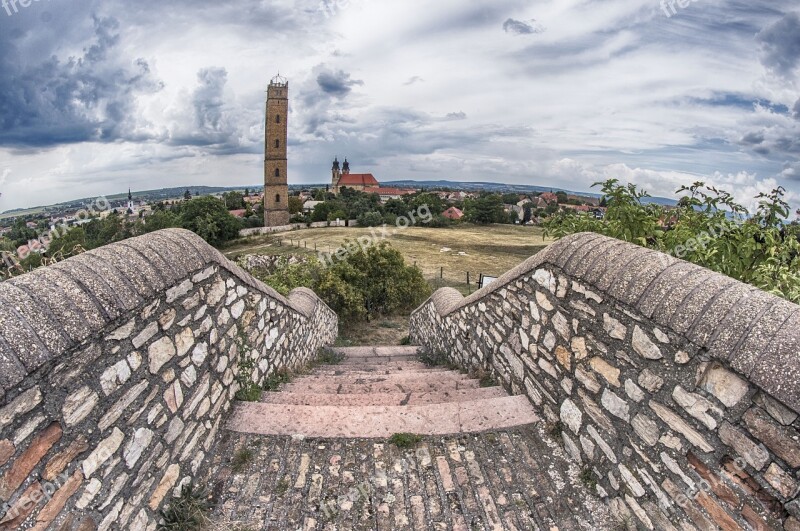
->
left=421, top=267, right=497, bottom=296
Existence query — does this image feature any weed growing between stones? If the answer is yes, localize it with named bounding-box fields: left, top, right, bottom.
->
left=547, top=421, right=563, bottom=439
left=262, top=368, right=292, bottom=392
left=399, top=335, right=411, bottom=345
left=471, top=367, right=497, bottom=388
left=261, top=348, right=343, bottom=393
left=234, top=325, right=262, bottom=402
left=579, top=467, right=597, bottom=490
left=158, top=484, right=212, bottom=530
left=316, top=347, right=345, bottom=365
left=274, top=478, right=290, bottom=496
left=418, top=349, right=460, bottom=370
left=231, top=448, right=255, bottom=474
left=389, top=433, right=423, bottom=448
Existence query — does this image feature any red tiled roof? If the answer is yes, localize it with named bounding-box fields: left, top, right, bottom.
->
left=338, top=173, right=379, bottom=186
left=229, top=209, right=247, bottom=218
left=442, top=206, right=464, bottom=220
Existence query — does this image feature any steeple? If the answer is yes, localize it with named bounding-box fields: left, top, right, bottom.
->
left=342, top=158, right=350, bottom=174
left=332, top=157, right=340, bottom=171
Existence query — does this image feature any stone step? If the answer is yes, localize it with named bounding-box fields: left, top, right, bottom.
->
left=311, top=366, right=450, bottom=376
left=339, top=355, right=420, bottom=365
left=332, top=346, right=421, bottom=358
left=281, top=377, right=479, bottom=395
left=290, top=371, right=470, bottom=387
left=227, top=395, right=539, bottom=438
left=261, top=387, right=508, bottom=406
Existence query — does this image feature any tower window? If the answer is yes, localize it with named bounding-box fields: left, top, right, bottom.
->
left=274, top=168, right=280, bottom=177
left=275, top=194, right=281, bottom=203
left=275, top=139, right=280, bottom=148
left=276, top=115, right=281, bottom=123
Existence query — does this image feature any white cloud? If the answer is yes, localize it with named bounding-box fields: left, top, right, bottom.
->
left=0, top=0, right=798, bottom=212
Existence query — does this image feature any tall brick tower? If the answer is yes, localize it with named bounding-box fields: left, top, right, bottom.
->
left=264, top=74, right=290, bottom=227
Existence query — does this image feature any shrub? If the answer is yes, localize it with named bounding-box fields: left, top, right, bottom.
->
left=255, top=241, right=432, bottom=323
left=544, top=180, right=800, bottom=303
left=357, top=211, right=384, bottom=227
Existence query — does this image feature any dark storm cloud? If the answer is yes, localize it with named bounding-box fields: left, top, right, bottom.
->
left=316, top=69, right=364, bottom=97
left=793, top=99, right=800, bottom=120
left=194, top=68, right=228, bottom=133
left=503, top=18, right=544, bottom=35
left=0, top=13, right=164, bottom=148
left=756, top=11, right=800, bottom=78
left=741, top=131, right=765, bottom=145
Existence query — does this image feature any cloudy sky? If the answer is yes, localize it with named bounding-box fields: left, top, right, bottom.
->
left=0, top=0, right=799, bottom=213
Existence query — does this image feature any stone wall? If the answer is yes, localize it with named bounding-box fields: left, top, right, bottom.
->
left=239, top=219, right=357, bottom=238
left=411, top=232, right=800, bottom=530
left=0, top=229, right=337, bottom=530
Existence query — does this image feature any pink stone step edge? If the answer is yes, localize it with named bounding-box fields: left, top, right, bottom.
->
left=339, top=355, right=421, bottom=365
left=311, top=367, right=451, bottom=376
left=291, top=371, right=470, bottom=386
left=261, top=387, right=508, bottom=406
left=332, top=346, right=421, bottom=358
left=227, top=395, right=540, bottom=438
left=281, top=379, right=480, bottom=395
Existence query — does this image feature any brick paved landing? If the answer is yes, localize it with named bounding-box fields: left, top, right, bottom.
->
left=207, top=425, right=615, bottom=530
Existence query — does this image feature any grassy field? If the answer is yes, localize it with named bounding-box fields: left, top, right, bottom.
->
left=224, top=224, right=555, bottom=290
left=224, top=224, right=555, bottom=344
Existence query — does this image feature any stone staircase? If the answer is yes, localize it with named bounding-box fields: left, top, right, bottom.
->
left=226, top=346, right=540, bottom=439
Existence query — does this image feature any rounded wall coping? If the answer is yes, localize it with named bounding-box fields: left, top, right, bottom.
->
left=0, top=228, right=332, bottom=400
left=412, top=232, right=800, bottom=414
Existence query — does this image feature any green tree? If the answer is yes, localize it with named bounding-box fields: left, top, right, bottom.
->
left=502, top=193, right=519, bottom=205
left=408, top=193, right=445, bottom=216
left=223, top=192, right=245, bottom=210
left=357, top=211, right=384, bottom=227
left=544, top=179, right=800, bottom=303
left=176, top=196, right=242, bottom=246
left=256, top=242, right=431, bottom=323
left=288, top=196, right=304, bottom=215
left=184, top=189, right=192, bottom=201
left=465, top=194, right=506, bottom=224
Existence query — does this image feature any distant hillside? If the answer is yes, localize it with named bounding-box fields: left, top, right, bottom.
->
left=0, top=186, right=260, bottom=219
left=2, top=179, right=677, bottom=220
left=381, top=180, right=678, bottom=206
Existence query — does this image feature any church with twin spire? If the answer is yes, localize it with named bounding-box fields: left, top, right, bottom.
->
left=330, top=157, right=379, bottom=195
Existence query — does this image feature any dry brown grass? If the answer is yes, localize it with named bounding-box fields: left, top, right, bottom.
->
left=223, top=224, right=554, bottom=345
left=336, top=316, right=409, bottom=346
left=224, top=224, right=554, bottom=283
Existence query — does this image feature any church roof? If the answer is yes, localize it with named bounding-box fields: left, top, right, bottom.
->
left=338, top=173, right=379, bottom=187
